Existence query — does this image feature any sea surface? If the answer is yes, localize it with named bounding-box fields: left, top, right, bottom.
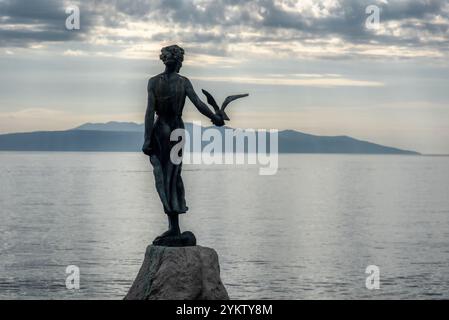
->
left=1, top=152, right=449, bottom=299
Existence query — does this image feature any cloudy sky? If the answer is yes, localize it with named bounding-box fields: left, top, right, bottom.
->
left=0, top=0, right=449, bottom=153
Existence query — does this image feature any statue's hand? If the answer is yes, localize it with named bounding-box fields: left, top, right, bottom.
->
left=142, top=140, right=153, bottom=156
left=211, top=113, right=225, bottom=127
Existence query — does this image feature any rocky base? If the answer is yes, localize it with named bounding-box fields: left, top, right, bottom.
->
left=124, top=245, right=229, bottom=300
left=153, top=231, right=196, bottom=247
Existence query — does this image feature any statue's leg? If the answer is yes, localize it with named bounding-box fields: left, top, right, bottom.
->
left=150, top=155, right=171, bottom=213
left=168, top=214, right=181, bottom=236
left=153, top=213, right=180, bottom=243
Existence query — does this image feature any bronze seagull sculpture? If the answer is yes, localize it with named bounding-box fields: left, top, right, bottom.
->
left=202, top=89, right=249, bottom=121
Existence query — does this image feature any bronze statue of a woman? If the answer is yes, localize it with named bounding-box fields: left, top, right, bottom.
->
left=142, top=45, right=225, bottom=246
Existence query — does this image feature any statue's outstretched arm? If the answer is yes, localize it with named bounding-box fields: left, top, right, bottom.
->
left=142, top=79, right=155, bottom=156
left=185, top=79, right=216, bottom=120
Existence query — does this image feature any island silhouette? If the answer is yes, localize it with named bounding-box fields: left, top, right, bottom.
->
left=0, top=121, right=419, bottom=155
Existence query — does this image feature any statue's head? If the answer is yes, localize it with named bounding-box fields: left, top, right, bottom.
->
left=160, top=45, right=184, bottom=73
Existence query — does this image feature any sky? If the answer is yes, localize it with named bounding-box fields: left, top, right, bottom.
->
left=0, top=0, right=449, bottom=154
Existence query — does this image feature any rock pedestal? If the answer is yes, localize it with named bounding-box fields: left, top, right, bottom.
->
left=124, top=245, right=229, bottom=300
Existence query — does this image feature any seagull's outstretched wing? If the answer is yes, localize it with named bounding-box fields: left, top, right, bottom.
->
left=201, top=89, right=220, bottom=112
left=222, top=94, right=249, bottom=111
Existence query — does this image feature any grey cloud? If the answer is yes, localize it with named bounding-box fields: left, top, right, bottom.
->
left=0, top=28, right=80, bottom=47
left=0, top=0, right=95, bottom=47
left=1, top=0, right=63, bottom=22
left=108, top=0, right=449, bottom=50
left=381, top=0, right=445, bottom=21
left=1, top=0, right=448, bottom=56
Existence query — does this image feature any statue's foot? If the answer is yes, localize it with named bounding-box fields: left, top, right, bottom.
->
left=153, top=227, right=181, bottom=243
left=153, top=231, right=196, bottom=247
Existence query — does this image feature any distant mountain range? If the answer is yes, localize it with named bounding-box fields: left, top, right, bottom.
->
left=75, top=121, right=144, bottom=132
left=0, top=121, right=419, bottom=154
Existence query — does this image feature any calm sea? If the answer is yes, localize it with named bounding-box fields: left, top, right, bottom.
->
left=1, top=152, right=449, bottom=299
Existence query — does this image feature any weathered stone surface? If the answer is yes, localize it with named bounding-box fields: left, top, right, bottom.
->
left=124, top=245, right=229, bottom=300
